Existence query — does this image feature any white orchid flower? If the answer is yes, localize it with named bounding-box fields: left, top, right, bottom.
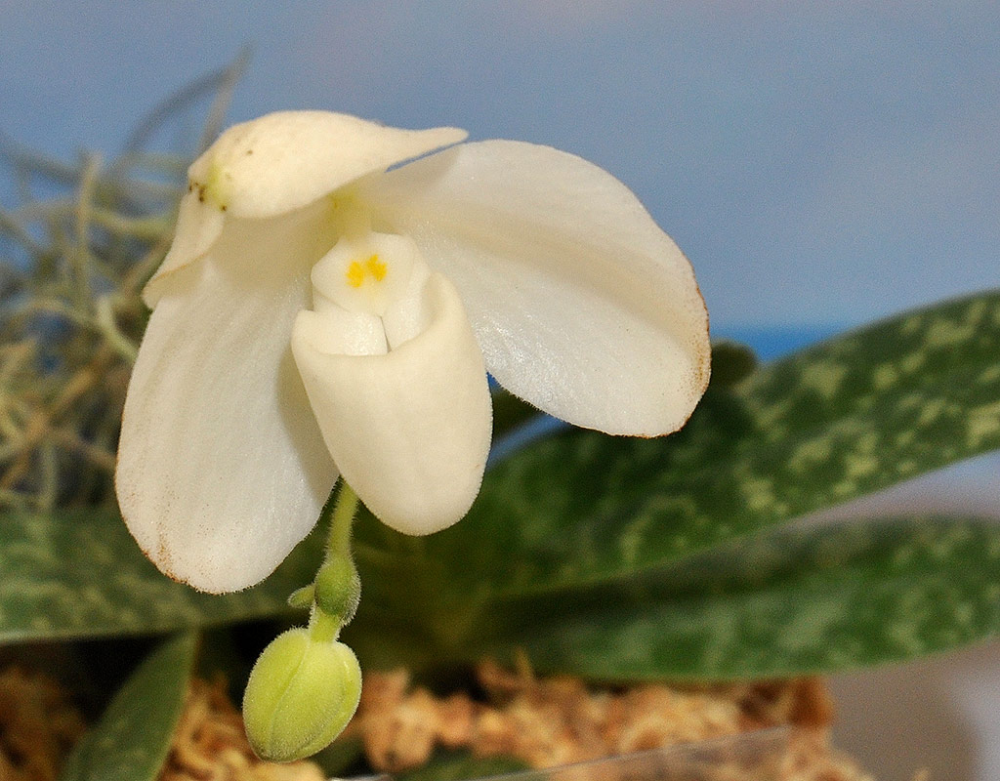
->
left=116, top=111, right=710, bottom=594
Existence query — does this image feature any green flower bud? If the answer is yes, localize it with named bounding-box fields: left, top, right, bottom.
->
left=242, top=628, right=362, bottom=762
left=314, top=556, right=361, bottom=623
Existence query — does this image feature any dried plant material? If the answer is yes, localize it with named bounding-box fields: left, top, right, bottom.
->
left=701, top=678, right=836, bottom=732
left=779, top=729, right=875, bottom=781
left=611, top=686, right=743, bottom=754
left=0, top=151, right=174, bottom=512
left=0, top=661, right=891, bottom=781
left=0, top=667, right=86, bottom=781
left=0, top=53, right=246, bottom=514
left=159, top=678, right=325, bottom=781
left=349, top=662, right=875, bottom=781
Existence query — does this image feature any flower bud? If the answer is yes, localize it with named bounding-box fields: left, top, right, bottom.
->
left=243, top=628, right=362, bottom=762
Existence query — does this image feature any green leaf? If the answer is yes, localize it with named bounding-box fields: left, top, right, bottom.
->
left=706, top=340, right=758, bottom=388
left=311, top=736, right=365, bottom=778
left=398, top=752, right=529, bottom=781
left=491, top=387, right=542, bottom=439
left=481, top=517, right=1000, bottom=680
left=420, top=291, right=1000, bottom=599
left=0, top=506, right=429, bottom=655
left=0, top=504, right=432, bottom=651
left=0, top=509, right=315, bottom=643
left=60, top=632, right=197, bottom=781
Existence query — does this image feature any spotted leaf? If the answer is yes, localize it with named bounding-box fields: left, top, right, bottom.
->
left=476, top=516, right=1000, bottom=680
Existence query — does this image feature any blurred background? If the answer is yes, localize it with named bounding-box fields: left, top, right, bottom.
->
left=2, top=2, right=997, bottom=779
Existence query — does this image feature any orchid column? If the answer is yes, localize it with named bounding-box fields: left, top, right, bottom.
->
left=115, top=111, right=711, bottom=760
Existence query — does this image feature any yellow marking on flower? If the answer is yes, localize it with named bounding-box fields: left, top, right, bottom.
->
left=366, top=254, right=387, bottom=281
left=346, top=262, right=366, bottom=288
left=345, top=254, right=387, bottom=288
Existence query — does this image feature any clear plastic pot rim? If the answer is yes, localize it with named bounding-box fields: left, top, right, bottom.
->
left=347, top=726, right=792, bottom=781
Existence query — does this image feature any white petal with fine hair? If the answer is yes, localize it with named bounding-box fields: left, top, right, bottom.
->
left=360, top=141, right=711, bottom=437
left=291, top=273, right=492, bottom=536
left=116, top=203, right=339, bottom=593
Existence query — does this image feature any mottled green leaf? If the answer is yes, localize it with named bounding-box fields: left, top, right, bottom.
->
left=60, top=632, right=197, bottom=781
left=0, top=506, right=435, bottom=648
left=480, top=517, right=1000, bottom=680
left=0, top=509, right=315, bottom=642
left=420, top=291, right=1000, bottom=599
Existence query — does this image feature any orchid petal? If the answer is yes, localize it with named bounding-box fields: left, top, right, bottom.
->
left=291, top=273, right=492, bottom=536
left=360, top=141, right=711, bottom=437
left=116, top=203, right=339, bottom=593
left=144, top=192, right=225, bottom=306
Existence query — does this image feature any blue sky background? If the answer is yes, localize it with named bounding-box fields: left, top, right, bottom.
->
left=2, top=1, right=997, bottom=332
